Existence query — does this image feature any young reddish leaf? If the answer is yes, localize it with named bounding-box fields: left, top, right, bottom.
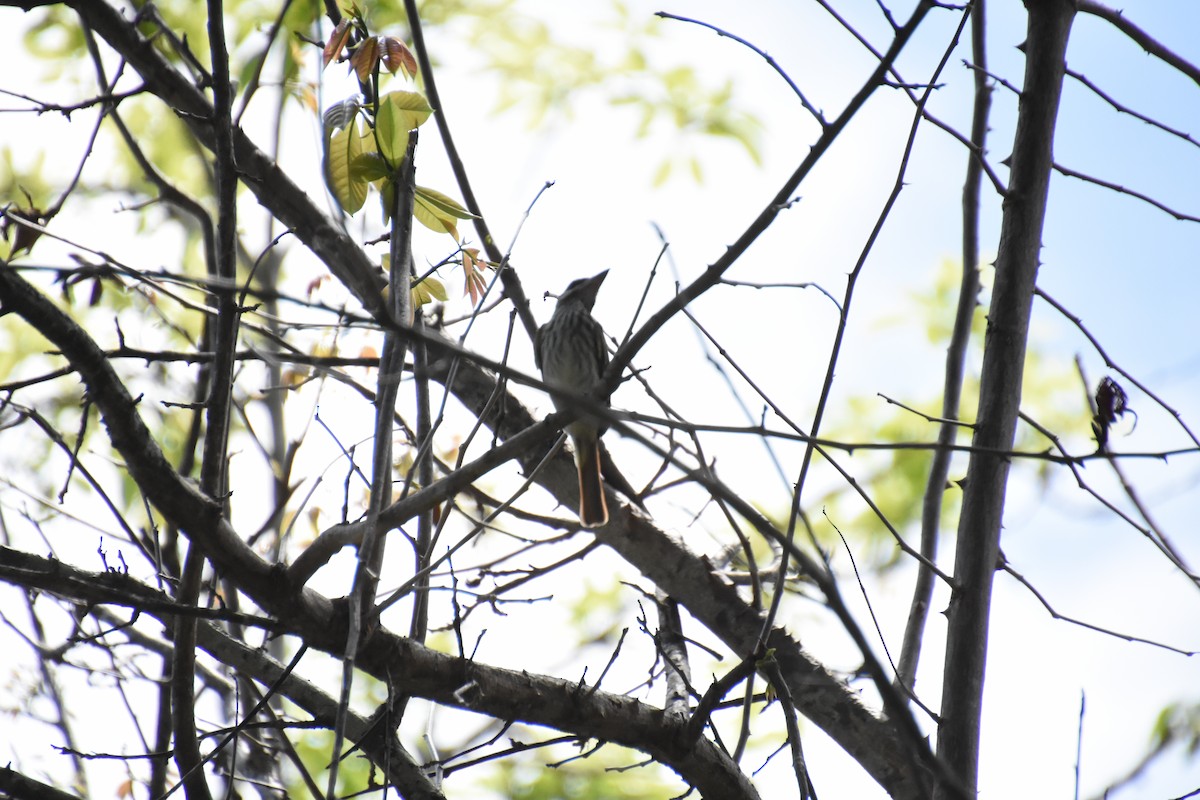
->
left=323, top=19, right=352, bottom=68
left=461, top=247, right=491, bottom=306
left=465, top=264, right=487, bottom=306
left=379, top=36, right=418, bottom=78
left=306, top=274, right=329, bottom=297
left=350, top=36, right=379, bottom=82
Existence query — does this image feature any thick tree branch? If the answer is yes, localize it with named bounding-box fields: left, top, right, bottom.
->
left=0, top=236, right=760, bottom=796
left=0, top=261, right=332, bottom=628
left=0, top=766, right=82, bottom=800
left=935, top=1, right=1077, bottom=796
left=0, top=546, right=759, bottom=799
left=194, top=623, right=445, bottom=800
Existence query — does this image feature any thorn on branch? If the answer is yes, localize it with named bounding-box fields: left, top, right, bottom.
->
left=884, top=80, right=945, bottom=91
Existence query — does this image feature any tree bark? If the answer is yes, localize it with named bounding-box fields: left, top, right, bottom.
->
left=935, top=1, right=1077, bottom=796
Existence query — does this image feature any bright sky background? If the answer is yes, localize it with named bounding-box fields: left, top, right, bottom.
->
left=407, top=5, right=1200, bottom=794
left=1, top=1, right=1199, bottom=798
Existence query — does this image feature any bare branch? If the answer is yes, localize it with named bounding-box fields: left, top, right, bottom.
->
left=936, top=3, right=1077, bottom=795
left=897, top=0, right=991, bottom=695
left=1078, top=0, right=1200, bottom=87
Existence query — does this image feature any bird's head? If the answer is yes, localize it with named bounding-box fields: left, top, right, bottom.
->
left=555, top=269, right=609, bottom=311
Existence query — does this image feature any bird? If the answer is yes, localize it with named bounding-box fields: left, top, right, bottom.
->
left=534, top=270, right=611, bottom=527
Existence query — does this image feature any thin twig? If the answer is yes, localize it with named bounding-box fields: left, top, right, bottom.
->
left=1077, top=0, right=1200, bottom=88
left=655, top=13, right=827, bottom=127
left=1037, top=288, right=1200, bottom=448
left=1002, top=561, right=1195, bottom=655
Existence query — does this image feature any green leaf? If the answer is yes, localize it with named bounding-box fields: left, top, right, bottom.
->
left=350, top=152, right=389, bottom=183
left=413, top=186, right=473, bottom=239
left=379, top=179, right=395, bottom=225
left=325, top=119, right=368, bottom=213
left=411, top=276, right=448, bottom=308
left=413, top=186, right=473, bottom=220
left=375, top=91, right=433, bottom=163
left=383, top=90, right=432, bottom=128
left=651, top=159, right=672, bottom=187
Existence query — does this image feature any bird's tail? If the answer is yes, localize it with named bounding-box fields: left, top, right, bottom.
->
left=574, top=434, right=609, bottom=528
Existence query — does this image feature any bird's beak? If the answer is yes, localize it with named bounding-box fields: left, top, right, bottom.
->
left=579, top=270, right=608, bottom=304
left=549, top=269, right=609, bottom=303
